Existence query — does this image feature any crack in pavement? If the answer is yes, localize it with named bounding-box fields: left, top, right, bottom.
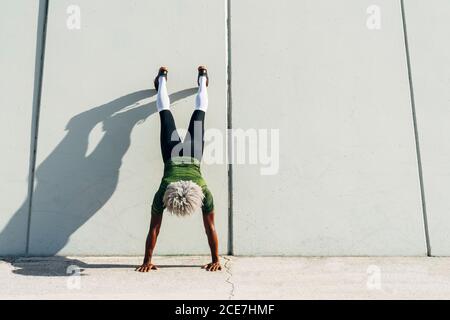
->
left=222, top=256, right=235, bottom=300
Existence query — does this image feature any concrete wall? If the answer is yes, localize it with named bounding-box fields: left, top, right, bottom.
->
left=403, top=0, right=450, bottom=256
left=231, top=0, right=426, bottom=255
left=0, top=1, right=41, bottom=255
left=1, top=0, right=450, bottom=256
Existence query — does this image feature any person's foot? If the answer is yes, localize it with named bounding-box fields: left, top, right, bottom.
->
left=197, top=65, right=209, bottom=87
left=154, top=66, right=168, bottom=91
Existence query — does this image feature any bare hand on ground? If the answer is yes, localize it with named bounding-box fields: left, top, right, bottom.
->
left=136, top=263, right=158, bottom=272
left=202, top=261, right=222, bottom=272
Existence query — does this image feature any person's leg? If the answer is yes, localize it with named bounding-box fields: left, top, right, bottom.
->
left=186, top=110, right=205, bottom=161
left=160, top=110, right=181, bottom=162
left=186, top=67, right=208, bottom=161
left=156, top=69, right=181, bottom=162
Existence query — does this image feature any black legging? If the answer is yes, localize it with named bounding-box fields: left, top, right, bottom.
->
left=159, top=109, right=205, bottom=162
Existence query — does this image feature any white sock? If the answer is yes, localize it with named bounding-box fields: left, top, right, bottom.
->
left=195, top=76, right=208, bottom=112
left=156, top=76, right=170, bottom=112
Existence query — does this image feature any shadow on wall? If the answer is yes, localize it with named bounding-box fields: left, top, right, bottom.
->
left=0, top=88, right=197, bottom=257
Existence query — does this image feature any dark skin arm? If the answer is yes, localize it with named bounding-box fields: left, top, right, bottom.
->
left=136, top=213, right=162, bottom=272
left=136, top=210, right=221, bottom=272
left=202, top=211, right=222, bottom=271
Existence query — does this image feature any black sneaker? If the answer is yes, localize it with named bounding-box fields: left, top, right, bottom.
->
left=154, top=66, right=168, bottom=91
left=197, top=66, right=209, bottom=87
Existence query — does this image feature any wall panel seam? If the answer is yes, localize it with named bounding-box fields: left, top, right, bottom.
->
left=226, top=0, right=233, bottom=255
left=25, top=0, right=49, bottom=255
left=400, top=0, right=431, bottom=256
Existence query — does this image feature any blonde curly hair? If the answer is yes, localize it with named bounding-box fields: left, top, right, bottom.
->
left=163, top=180, right=204, bottom=216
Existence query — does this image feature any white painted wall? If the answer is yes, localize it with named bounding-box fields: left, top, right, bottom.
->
left=403, top=0, right=450, bottom=256
left=2, top=0, right=450, bottom=256
left=0, top=1, right=40, bottom=255
left=231, top=0, right=427, bottom=255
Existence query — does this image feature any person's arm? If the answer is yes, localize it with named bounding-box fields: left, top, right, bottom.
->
left=136, top=213, right=163, bottom=272
left=202, top=211, right=222, bottom=271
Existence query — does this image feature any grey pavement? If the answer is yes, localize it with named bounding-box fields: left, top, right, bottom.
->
left=1, top=256, right=450, bottom=299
